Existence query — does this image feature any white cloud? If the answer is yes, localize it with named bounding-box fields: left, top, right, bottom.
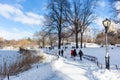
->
left=0, top=3, right=44, bottom=26
left=114, top=1, right=120, bottom=19
left=94, top=17, right=104, bottom=29
left=14, top=4, right=23, bottom=9
left=114, top=1, right=120, bottom=10
left=94, top=17, right=119, bottom=32
left=97, top=1, right=106, bottom=8
left=0, top=27, right=33, bottom=40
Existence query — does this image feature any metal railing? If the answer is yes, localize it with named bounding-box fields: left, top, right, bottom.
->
left=83, top=54, right=120, bottom=71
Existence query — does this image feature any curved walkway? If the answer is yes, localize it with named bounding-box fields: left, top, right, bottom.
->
left=3, top=53, right=97, bottom=80
left=49, top=57, right=98, bottom=80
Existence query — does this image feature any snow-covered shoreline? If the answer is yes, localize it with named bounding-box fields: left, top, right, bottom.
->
left=3, top=53, right=120, bottom=80
left=1, top=46, right=120, bottom=80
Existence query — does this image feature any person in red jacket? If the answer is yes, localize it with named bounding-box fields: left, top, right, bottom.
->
left=71, top=50, right=74, bottom=58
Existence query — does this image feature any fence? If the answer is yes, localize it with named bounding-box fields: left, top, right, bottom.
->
left=83, top=54, right=120, bottom=71
left=83, top=54, right=98, bottom=63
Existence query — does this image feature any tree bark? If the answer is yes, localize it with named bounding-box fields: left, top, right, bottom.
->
left=58, top=30, right=61, bottom=49
left=75, top=33, right=79, bottom=48
left=42, top=38, right=45, bottom=48
left=80, top=32, right=83, bottom=48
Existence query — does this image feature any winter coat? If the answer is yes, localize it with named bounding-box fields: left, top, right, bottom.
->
left=73, top=49, right=77, bottom=57
left=71, top=50, right=74, bottom=56
left=78, top=50, right=83, bottom=57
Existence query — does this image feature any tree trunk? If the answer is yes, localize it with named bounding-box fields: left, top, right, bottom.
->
left=75, top=33, right=79, bottom=48
left=58, top=32, right=61, bottom=55
left=58, top=32, right=61, bottom=49
left=50, top=40, right=53, bottom=47
left=42, top=38, right=45, bottom=48
left=58, top=37, right=61, bottom=49
left=80, top=32, right=83, bottom=48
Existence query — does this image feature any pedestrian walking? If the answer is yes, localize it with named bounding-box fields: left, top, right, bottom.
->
left=71, top=50, right=74, bottom=58
left=61, top=49, right=64, bottom=56
left=58, top=50, right=61, bottom=55
left=73, top=49, right=77, bottom=60
left=78, top=50, right=83, bottom=60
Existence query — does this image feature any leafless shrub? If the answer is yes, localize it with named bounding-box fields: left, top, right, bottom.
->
left=0, top=49, right=44, bottom=79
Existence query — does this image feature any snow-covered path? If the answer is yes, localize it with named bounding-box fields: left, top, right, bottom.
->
left=3, top=54, right=97, bottom=80
left=3, top=53, right=120, bottom=80
left=49, top=57, right=97, bottom=80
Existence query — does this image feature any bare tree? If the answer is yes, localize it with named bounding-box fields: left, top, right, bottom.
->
left=95, top=31, right=105, bottom=45
left=61, top=28, right=73, bottom=45
left=90, top=28, right=99, bottom=42
left=68, top=0, right=96, bottom=48
left=67, top=0, right=82, bottom=48
left=45, top=0, right=70, bottom=49
left=95, top=30, right=120, bottom=45
left=117, top=29, right=120, bottom=43
left=47, top=33, right=57, bottom=47
left=110, top=0, right=120, bottom=23
left=34, top=30, right=48, bottom=48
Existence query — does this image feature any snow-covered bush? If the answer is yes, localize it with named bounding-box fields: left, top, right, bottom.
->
left=0, top=49, right=44, bottom=79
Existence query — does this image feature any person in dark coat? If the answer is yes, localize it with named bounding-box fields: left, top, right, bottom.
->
left=61, top=49, right=64, bottom=56
left=58, top=50, right=61, bottom=55
left=73, top=49, right=77, bottom=60
left=78, top=50, right=83, bottom=60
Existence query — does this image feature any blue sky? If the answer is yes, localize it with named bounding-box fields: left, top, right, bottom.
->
left=0, top=0, right=112, bottom=40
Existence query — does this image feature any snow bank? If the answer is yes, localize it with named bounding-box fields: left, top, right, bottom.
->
left=3, top=53, right=57, bottom=80
left=93, top=69, right=120, bottom=80
left=3, top=62, right=54, bottom=80
left=85, top=43, right=100, bottom=47
left=3, top=51, right=120, bottom=80
left=1, top=47, right=120, bottom=80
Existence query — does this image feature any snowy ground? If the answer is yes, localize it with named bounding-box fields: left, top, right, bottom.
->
left=57, top=46, right=120, bottom=68
left=3, top=53, right=120, bottom=80
left=0, top=49, right=43, bottom=67
left=4, top=48, right=120, bottom=80
left=0, top=50, right=19, bottom=67
left=1, top=44, right=120, bottom=80
left=1, top=44, right=120, bottom=67
left=81, top=47, right=120, bottom=65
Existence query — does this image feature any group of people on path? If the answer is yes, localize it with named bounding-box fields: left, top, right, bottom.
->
left=59, top=49, right=64, bottom=56
left=58, top=48, right=84, bottom=61
left=71, top=49, right=83, bottom=60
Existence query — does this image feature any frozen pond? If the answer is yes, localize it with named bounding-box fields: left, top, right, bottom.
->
left=0, top=47, right=120, bottom=67
left=0, top=50, right=19, bottom=66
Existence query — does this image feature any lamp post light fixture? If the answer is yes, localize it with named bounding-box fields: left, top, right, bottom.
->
left=102, top=18, right=111, bottom=70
